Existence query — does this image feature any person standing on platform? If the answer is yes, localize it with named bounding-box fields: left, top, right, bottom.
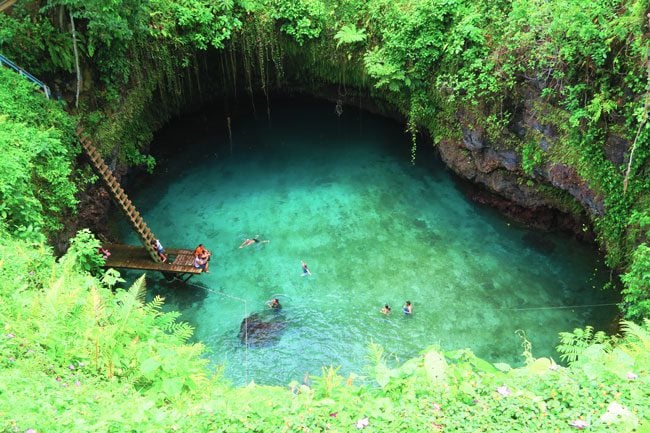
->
left=152, top=239, right=167, bottom=263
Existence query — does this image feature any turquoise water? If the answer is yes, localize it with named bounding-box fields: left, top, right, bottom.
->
left=117, top=98, right=619, bottom=386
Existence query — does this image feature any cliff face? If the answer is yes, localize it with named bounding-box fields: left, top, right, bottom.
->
left=434, top=92, right=630, bottom=239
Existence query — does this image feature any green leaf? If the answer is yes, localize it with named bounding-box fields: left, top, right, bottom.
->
left=161, top=377, right=184, bottom=397
left=140, top=358, right=161, bottom=377
left=423, top=349, right=447, bottom=384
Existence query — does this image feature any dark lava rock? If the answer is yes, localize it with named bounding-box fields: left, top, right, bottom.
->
left=239, top=311, right=286, bottom=347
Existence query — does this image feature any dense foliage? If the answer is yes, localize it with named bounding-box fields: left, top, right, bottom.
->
left=0, top=67, right=78, bottom=241
left=0, top=0, right=649, bottom=431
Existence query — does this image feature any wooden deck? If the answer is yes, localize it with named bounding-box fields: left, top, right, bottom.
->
left=102, top=243, right=202, bottom=275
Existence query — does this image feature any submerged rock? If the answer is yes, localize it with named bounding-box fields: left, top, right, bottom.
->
left=239, top=311, right=286, bottom=347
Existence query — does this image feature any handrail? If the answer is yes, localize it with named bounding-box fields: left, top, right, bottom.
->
left=0, top=0, right=17, bottom=12
left=0, top=53, right=51, bottom=98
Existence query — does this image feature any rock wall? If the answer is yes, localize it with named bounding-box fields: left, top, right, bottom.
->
left=434, top=94, right=630, bottom=239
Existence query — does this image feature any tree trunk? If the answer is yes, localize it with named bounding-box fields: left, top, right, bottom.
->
left=70, top=10, right=82, bottom=109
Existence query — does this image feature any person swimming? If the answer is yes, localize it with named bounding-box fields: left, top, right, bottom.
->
left=403, top=301, right=413, bottom=315
left=380, top=304, right=391, bottom=315
left=239, top=235, right=270, bottom=248
left=267, top=298, right=282, bottom=309
left=301, top=260, right=311, bottom=276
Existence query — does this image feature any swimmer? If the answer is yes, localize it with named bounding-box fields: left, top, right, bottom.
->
left=380, top=304, right=391, bottom=315
left=301, top=260, right=311, bottom=276
left=239, top=235, right=270, bottom=248
left=267, top=298, right=282, bottom=309
left=403, top=301, right=413, bottom=315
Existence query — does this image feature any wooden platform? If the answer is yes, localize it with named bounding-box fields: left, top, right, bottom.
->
left=102, top=243, right=203, bottom=275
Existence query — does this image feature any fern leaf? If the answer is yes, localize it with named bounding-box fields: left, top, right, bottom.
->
left=334, top=24, right=367, bottom=48
left=620, top=320, right=650, bottom=350
left=129, top=275, right=147, bottom=306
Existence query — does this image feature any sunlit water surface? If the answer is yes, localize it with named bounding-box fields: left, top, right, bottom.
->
left=117, top=98, right=618, bottom=386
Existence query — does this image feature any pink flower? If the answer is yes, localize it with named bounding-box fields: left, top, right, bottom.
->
left=25, top=429, right=37, bottom=433
left=497, top=385, right=511, bottom=396
left=570, top=419, right=588, bottom=429
left=432, top=403, right=442, bottom=411
left=68, top=364, right=75, bottom=370
left=356, top=417, right=369, bottom=429
left=626, top=372, right=638, bottom=380
left=75, top=380, right=81, bottom=387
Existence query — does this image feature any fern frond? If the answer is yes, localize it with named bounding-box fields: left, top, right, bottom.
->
left=620, top=320, right=650, bottom=350
left=143, top=295, right=165, bottom=315
left=557, top=326, right=616, bottom=364
left=167, top=321, right=194, bottom=343
left=366, top=341, right=385, bottom=367
left=90, top=286, right=103, bottom=321
left=156, top=311, right=182, bottom=330
left=129, top=275, right=147, bottom=306
left=334, top=24, right=367, bottom=48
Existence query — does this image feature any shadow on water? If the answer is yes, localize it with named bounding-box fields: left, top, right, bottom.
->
left=522, top=232, right=556, bottom=255
left=145, top=276, right=210, bottom=311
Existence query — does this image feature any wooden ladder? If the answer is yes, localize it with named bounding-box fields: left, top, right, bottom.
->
left=77, top=128, right=161, bottom=262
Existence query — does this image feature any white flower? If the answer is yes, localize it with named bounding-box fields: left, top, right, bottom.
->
left=570, top=419, right=588, bottom=429
left=497, top=385, right=511, bottom=396
left=600, top=401, right=636, bottom=424
left=356, top=417, right=369, bottom=429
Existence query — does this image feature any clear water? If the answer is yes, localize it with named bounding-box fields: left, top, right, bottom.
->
left=117, top=97, right=619, bottom=386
